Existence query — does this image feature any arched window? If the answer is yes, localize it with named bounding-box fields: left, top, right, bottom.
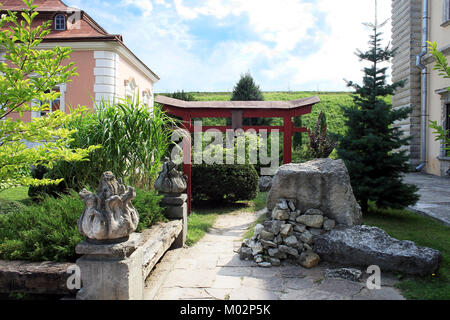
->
left=55, top=14, right=66, bottom=31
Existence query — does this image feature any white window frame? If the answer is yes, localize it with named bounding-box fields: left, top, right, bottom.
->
left=31, top=84, right=66, bottom=118
left=443, top=0, right=450, bottom=26
left=124, top=78, right=138, bottom=101
left=54, top=14, right=66, bottom=31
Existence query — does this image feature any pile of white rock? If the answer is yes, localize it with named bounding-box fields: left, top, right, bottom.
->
left=240, top=198, right=336, bottom=268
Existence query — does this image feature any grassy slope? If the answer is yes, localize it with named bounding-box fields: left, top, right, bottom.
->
left=190, top=91, right=353, bottom=138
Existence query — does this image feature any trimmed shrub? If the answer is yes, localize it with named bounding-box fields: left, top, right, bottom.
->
left=0, top=189, right=165, bottom=262
left=192, top=164, right=259, bottom=203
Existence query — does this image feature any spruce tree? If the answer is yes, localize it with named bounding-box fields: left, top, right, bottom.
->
left=337, top=16, right=419, bottom=213
left=231, top=72, right=270, bottom=126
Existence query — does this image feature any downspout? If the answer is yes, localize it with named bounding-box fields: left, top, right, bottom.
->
left=415, top=0, right=429, bottom=171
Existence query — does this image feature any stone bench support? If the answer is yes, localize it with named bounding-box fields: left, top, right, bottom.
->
left=75, top=220, right=182, bottom=300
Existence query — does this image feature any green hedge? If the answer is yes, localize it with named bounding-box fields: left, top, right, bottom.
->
left=192, top=164, right=259, bottom=203
left=0, top=189, right=165, bottom=262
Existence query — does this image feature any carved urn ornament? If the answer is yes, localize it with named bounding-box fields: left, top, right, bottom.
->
left=154, top=158, right=187, bottom=194
left=78, top=172, right=139, bottom=242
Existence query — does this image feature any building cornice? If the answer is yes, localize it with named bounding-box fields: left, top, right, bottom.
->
left=37, top=41, right=159, bottom=83
left=423, top=44, right=450, bottom=65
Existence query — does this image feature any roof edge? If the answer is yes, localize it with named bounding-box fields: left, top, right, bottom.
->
left=155, top=95, right=320, bottom=109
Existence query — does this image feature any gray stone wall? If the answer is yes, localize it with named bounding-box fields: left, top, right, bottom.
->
left=391, top=0, right=423, bottom=167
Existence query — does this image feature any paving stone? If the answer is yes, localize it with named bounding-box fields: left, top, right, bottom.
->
left=229, top=287, right=281, bottom=300
left=283, top=277, right=314, bottom=290
left=204, top=288, right=232, bottom=300
left=173, top=257, right=218, bottom=270
left=217, top=254, right=257, bottom=267
left=216, top=267, right=252, bottom=277
left=279, top=265, right=306, bottom=278
left=280, top=288, right=348, bottom=300
left=212, top=275, right=242, bottom=289
left=352, top=287, right=405, bottom=300
left=163, top=269, right=216, bottom=288
left=251, top=267, right=282, bottom=279
left=155, top=287, right=211, bottom=300
left=242, top=277, right=284, bottom=291
left=316, top=278, right=364, bottom=296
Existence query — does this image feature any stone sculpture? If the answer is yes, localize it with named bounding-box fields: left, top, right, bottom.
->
left=154, top=158, right=187, bottom=194
left=78, top=172, right=139, bottom=242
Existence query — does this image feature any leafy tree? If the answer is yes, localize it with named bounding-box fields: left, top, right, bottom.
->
left=231, top=72, right=270, bottom=126
left=337, top=18, right=419, bottom=213
left=166, top=90, right=195, bottom=101
left=0, top=0, right=97, bottom=190
left=427, top=41, right=450, bottom=153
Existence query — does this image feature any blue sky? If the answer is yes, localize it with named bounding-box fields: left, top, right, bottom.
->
left=66, top=0, right=392, bottom=93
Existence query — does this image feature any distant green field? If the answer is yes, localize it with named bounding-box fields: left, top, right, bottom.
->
left=184, top=91, right=363, bottom=137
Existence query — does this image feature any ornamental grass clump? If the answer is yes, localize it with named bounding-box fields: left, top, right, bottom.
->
left=29, top=97, right=179, bottom=197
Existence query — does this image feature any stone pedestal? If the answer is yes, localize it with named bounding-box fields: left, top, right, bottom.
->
left=161, top=193, right=188, bottom=249
left=75, top=233, right=144, bottom=300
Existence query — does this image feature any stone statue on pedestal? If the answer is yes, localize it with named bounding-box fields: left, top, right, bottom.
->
left=78, top=171, right=139, bottom=242
left=154, top=158, right=187, bottom=194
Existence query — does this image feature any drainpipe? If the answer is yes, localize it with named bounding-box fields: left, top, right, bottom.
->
left=415, top=0, right=429, bottom=171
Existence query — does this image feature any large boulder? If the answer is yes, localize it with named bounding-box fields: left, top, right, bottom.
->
left=314, top=225, right=442, bottom=276
left=267, top=159, right=362, bottom=226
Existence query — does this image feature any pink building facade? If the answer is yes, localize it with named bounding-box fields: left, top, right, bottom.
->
left=1, top=0, right=159, bottom=121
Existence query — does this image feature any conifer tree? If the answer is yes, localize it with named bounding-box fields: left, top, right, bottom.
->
left=337, top=10, right=419, bottom=213
left=231, top=72, right=270, bottom=126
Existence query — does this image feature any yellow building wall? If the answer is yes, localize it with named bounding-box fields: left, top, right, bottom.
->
left=425, top=0, right=450, bottom=176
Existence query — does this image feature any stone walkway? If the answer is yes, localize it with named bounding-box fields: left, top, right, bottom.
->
left=404, top=173, right=450, bottom=226
left=145, top=210, right=405, bottom=300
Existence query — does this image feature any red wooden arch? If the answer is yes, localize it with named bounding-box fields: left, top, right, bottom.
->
left=155, top=95, right=320, bottom=214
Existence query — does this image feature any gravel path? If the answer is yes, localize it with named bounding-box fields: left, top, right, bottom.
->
left=146, top=209, right=405, bottom=300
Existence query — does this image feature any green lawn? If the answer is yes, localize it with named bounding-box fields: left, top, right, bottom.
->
left=0, top=187, right=32, bottom=215
left=186, top=192, right=268, bottom=246
left=364, top=205, right=450, bottom=300
left=0, top=187, right=30, bottom=203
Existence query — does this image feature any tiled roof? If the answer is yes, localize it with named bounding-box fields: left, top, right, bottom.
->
left=1, top=0, right=72, bottom=11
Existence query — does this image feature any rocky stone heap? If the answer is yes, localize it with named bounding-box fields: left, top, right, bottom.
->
left=240, top=198, right=336, bottom=268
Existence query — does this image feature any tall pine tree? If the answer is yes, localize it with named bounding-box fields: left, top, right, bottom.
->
left=338, top=11, right=419, bottom=213
left=231, top=72, right=271, bottom=126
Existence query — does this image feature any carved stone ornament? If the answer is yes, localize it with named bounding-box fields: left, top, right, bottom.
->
left=154, top=158, right=187, bottom=194
left=78, top=172, right=139, bottom=242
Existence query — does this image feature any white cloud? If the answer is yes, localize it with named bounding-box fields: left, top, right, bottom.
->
left=66, top=0, right=394, bottom=92
left=122, top=0, right=154, bottom=16
left=173, top=0, right=317, bottom=52
left=260, top=0, right=394, bottom=91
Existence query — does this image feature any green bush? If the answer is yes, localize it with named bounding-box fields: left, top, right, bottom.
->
left=0, top=199, right=26, bottom=215
left=0, top=189, right=165, bottom=262
left=134, top=188, right=166, bottom=232
left=192, top=164, right=259, bottom=203
left=0, top=192, right=84, bottom=262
